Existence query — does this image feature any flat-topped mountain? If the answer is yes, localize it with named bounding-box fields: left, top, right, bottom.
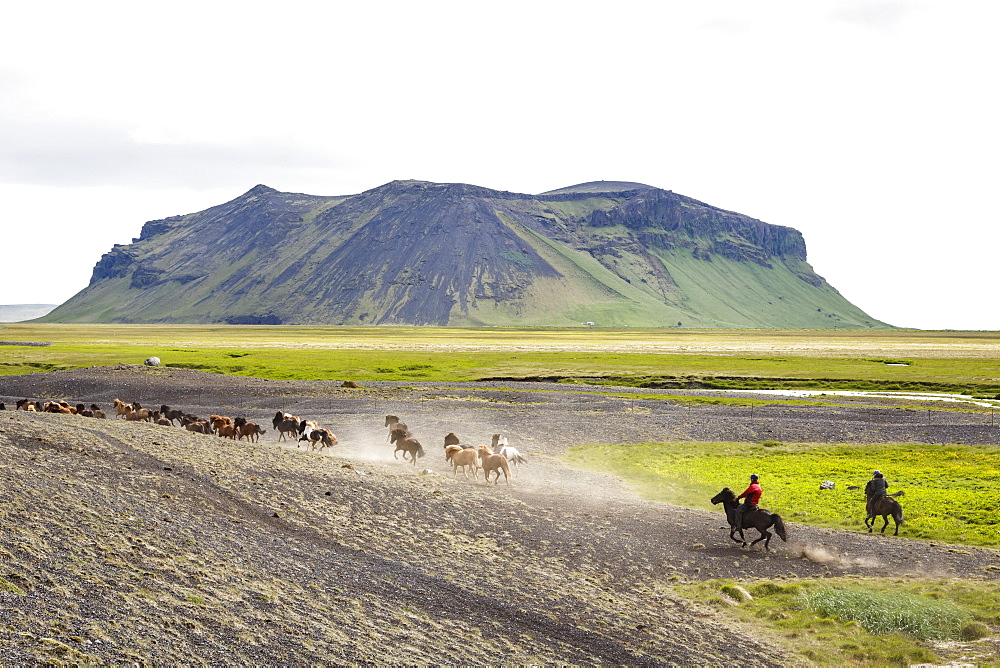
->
left=41, top=180, right=887, bottom=327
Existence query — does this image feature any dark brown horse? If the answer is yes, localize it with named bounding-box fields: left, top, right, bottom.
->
left=385, top=415, right=409, bottom=441
left=711, top=488, right=788, bottom=550
left=866, top=492, right=905, bottom=536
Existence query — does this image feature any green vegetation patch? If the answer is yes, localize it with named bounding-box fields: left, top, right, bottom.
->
left=803, top=587, right=970, bottom=640
left=564, top=441, right=1000, bottom=547
left=0, top=326, right=998, bottom=395
left=680, top=577, right=999, bottom=666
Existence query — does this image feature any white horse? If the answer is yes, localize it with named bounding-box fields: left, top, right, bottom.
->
left=299, top=422, right=337, bottom=451
left=491, top=434, right=527, bottom=469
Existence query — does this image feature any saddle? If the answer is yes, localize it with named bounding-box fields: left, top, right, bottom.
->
left=737, top=505, right=758, bottom=528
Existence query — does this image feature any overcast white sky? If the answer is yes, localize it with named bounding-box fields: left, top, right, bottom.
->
left=2, top=1, right=997, bottom=330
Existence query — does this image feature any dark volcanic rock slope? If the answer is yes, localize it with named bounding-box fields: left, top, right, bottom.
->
left=43, top=180, right=887, bottom=328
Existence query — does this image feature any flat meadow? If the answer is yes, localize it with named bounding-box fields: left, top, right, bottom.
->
left=1, top=324, right=999, bottom=392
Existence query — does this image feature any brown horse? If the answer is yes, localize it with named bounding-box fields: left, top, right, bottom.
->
left=238, top=422, right=263, bottom=442
left=385, top=415, right=409, bottom=441
left=390, top=427, right=424, bottom=465
left=276, top=418, right=300, bottom=442
left=710, top=488, right=788, bottom=550
left=866, top=492, right=905, bottom=535
left=477, top=445, right=511, bottom=485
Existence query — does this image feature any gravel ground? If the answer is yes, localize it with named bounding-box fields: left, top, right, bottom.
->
left=0, top=365, right=997, bottom=665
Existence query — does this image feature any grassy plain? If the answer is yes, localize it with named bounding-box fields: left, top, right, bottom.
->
left=565, top=441, right=1000, bottom=547
left=1, top=324, right=999, bottom=394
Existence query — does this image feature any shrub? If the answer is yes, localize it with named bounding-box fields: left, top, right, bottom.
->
left=802, top=587, right=971, bottom=640
left=749, top=581, right=801, bottom=598
left=960, top=621, right=990, bottom=640
left=721, top=584, right=753, bottom=603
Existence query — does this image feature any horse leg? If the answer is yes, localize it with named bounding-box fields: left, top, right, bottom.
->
left=880, top=515, right=889, bottom=534
left=892, top=514, right=900, bottom=536
left=749, top=529, right=770, bottom=550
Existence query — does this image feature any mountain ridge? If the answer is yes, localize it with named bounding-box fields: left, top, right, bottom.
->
left=40, top=180, right=889, bottom=328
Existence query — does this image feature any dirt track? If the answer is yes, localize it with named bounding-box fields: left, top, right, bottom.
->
left=0, top=366, right=997, bottom=664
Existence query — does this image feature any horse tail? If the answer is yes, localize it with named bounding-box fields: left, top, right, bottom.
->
left=896, top=502, right=905, bottom=525
left=772, top=514, right=788, bottom=542
left=515, top=454, right=527, bottom=465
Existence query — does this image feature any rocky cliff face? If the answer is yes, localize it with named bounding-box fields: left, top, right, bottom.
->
left=43, top=180, right=886, bottom=328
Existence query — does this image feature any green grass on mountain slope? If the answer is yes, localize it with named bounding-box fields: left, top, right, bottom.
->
left=456, top=214, right=691, bottom=327
left=454, top=215, right=885, bottom=328
left=655, top=249, right=885, bottom=328
left=531, top=195, right=623, bottom=220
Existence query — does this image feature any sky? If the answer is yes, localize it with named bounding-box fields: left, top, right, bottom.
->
left=1, top=1, right=997, bottom=330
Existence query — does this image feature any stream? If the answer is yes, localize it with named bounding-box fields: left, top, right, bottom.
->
left=713, top=389, right=1000, bottom=409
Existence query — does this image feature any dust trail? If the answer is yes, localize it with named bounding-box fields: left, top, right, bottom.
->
left=796, top=545, right=881, bottom=569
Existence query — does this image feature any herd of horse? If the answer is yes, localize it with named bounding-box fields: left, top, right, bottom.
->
left=384, top=415, right=527, bottom=485
left=8, top=396, right=337, bottom=452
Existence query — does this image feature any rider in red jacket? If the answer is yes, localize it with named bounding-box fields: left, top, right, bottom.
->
left=735, top=474, right=762, bottom=527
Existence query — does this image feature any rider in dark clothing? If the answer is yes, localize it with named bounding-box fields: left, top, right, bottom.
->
left=864, top=470, right=889, bottom=518
left=734, top=474, right=762, bottom=528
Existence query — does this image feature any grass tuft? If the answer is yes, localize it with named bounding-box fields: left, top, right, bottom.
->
left=959, top=620, right=990, bottom=641
left=802, top=587, right=971, bottom=640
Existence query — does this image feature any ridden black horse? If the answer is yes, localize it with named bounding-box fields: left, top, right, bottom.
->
left=865, top=493, right=905, bottom=536
left=711, top=487, right=788, bottom=550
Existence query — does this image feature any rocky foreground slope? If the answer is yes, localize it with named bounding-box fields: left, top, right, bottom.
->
left=0, top=366, right=996, bottom=664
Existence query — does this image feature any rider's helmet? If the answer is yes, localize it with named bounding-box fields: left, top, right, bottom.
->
left=750, top=474, right=759, bottom=481
left=873, top=470, right=883, bottom=477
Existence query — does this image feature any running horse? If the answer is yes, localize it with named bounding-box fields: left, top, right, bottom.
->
left=865, top=492, right=905, bottom=536
left=710, top=487, right=788, bottom=550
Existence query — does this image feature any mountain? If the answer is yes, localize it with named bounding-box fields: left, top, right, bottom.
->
left=0, top=304, right=58, bottom=323
left=41, top=180, right=888, bottom=328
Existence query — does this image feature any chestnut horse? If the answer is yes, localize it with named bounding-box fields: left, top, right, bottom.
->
left=477, top=445, right=511, bottom=485
left=445, top=444, right=479, bottom=480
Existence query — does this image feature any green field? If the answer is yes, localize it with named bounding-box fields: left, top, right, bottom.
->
left=565, top=441, right=1000, bottom=547
left=2, top=324, right=999, bottom=395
